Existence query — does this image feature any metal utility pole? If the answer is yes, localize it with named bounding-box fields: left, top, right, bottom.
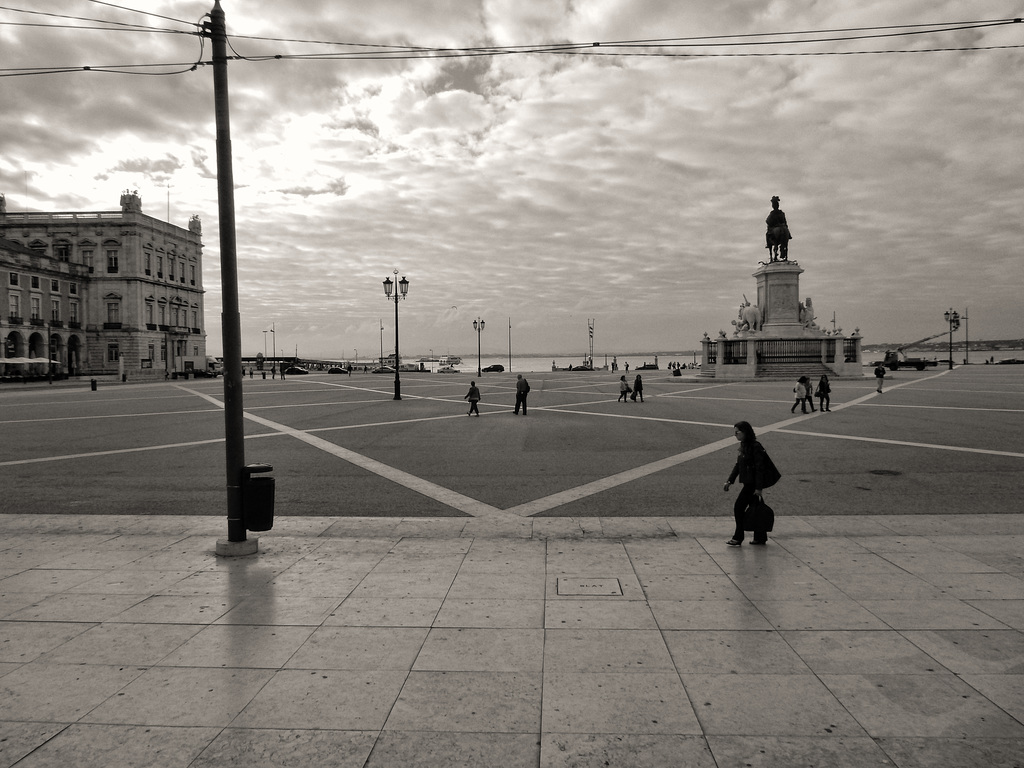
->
left=205, top=1, right=247, bottom=545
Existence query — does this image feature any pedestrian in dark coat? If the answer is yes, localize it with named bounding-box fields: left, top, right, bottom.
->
left=514, top=374, right=530, bottom=415
left=816, top=375, right=831, bottom=412
left=618, top=375, right=630, bottom=402
left=723, top=421, right=769, bottom=546
left=874, top=365, right=886, bottom=393
left=632, top=374, right=644, bottom=402
left=465, top=381, right=481, bottom=416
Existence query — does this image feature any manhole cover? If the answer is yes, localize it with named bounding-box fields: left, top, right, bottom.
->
left=869, top=469, right=902, bottom=476
left=557, top=578, right=623, bottom=596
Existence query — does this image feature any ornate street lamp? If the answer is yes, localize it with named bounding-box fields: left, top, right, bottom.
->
left=944, top=308, right=960, bottom=371
left=473, top=317, right=485, bottom=376
left=383, top=270, right=409, bottom=400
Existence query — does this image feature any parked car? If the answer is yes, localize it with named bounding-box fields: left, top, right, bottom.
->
left=327, top=367, right=348, bottom=374
left=372, top=366, right=395, bottom=374
left=284, top=366, right=309, bottom=375
left=482, top=364, right=505, bottom=372
left=437, top=366, right=459, bottom=374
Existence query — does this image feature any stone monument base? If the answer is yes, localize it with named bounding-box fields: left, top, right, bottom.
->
left=700, top=260, right=863, bottom=380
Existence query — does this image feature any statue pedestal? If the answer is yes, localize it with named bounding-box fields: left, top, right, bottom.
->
left=756, top=260, right=803, bottom=334
left=700, top=259, right=863, bottom=380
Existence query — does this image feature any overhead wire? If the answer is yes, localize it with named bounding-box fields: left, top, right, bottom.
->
left=0, top=9, right=1019, bottom=77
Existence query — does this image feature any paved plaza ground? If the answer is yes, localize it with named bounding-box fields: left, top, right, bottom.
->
left=1, top=366, right=1022, bottom=766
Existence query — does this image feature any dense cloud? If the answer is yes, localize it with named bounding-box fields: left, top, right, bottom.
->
left=2, top=0, right=1022, bottom=357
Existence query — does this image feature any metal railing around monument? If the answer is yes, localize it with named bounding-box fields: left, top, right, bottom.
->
left=756, top=339, right=822, bottom=364
left=722, top=340, right=748, bottom=364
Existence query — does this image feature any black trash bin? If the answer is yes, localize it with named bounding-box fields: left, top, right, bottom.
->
left=242, top=463, right=275, bottom=531
left=90, top=379, right=97, bottom=391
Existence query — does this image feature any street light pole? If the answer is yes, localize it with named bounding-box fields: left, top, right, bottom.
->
left=383, top=270, right=409, bottom=400
left=944, top=308, right=960, bottom=371
left=473, top=317, right=485, bottom=376
left=205, top=0, right=246, bottom=545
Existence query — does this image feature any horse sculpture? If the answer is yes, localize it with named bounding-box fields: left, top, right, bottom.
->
left=766, top=225, right=790, bottom=261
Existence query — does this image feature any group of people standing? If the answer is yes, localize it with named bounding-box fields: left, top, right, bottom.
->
left=790, top=374, right=831, bottom=413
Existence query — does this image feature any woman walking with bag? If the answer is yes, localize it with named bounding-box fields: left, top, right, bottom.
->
left=618, top=375, right=631, bottom=402
left=723, top=421, right=779, bottom=546
left=816, top=375, right=831, bottom=412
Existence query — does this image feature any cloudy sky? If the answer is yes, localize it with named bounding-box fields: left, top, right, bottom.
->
left=2, top=1, right=1022, bottom=360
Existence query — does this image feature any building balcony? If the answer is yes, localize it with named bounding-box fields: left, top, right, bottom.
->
left=146, top=323, right=158, bottom=331
left=30, top=317, right=46, bottom=326
left=68, top=321, right=81, bottom=329
left=7, top=316, right=23, bottom=325
left=103, top=322, right=123, bottom=330
left=191, top=327, right=201, bottom=334
left=158, top=324, right=169, bottom=331
left=51, top=320, right=64, bottom=328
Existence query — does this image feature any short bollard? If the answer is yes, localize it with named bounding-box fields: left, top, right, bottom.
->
left=90, top=379, right=97, bottom=391
left=242, top=463, right=275, bottom=531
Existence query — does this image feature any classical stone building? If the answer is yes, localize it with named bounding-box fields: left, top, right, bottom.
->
left=1, top=191, right=207, bottom=380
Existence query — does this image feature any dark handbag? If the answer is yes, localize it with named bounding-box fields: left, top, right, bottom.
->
left=742, top=499, right=775, bottom=532
left=760, top=450, right=782, bottom=489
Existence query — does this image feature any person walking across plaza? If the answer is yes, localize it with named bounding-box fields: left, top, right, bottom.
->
left=802, top=375, right=815, bottom=411
left=724, top=421, right=772, bottom=546
left=791, top=376, right=809, bottom=413
left=618, top=375, right=631, bottom=402
left=464, top=380, right=481, bottom=416
left=632, top=374, right=644, bottom=402
left=514, top=374, right=530, bottom=415
left=816, top=374, right=831, bottom=412
left=874, top=363, right=886, bottom=393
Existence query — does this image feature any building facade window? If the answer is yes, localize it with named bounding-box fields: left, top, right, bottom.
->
left=108, top=343, right=119, bottom=362
left=31, top=276, right=40, bottom=289
left=190, top=265, right=196, bottom=285
left=51, top=300, right=60, bottom=321
left=145, top=303, right=154, bottom=324
left=9, top=272, right=19, bottom=286
left=9, top=294, right=20, bottom=318
left=81, top=249, right=93, bottom=272
left=145, top=252, right=152, bottom=275
left=106, top=302, right=120, bottom=324
left=106, top=248, right=119, bottom=273
left=168, top=261, right=175, bottom=281
left=30, top=296, right=41, bottom=320
left=69, top=282, right=78, bottom=296
left=55, top=242, right=71, bottom=262
left=157, top=256, right=163, bottom=277
left=69, top=302, right=79, bottom=323
left=50, top=279, right=59, bottom=292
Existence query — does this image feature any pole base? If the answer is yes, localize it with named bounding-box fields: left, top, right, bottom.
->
left=216, top=537, right=259, bottom=557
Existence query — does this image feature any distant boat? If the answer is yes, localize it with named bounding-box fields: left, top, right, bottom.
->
left=438, top=355, right=462, bottom=366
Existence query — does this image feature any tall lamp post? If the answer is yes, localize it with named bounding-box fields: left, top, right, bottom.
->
left=473, top=317, right=485, bottom=375
left=383, top=270, right=409, bottom=400
left=944, top=308, right=960, bottom=371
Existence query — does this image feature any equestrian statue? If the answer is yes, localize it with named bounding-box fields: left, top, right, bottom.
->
left=764, top=195, right=792, bottom=262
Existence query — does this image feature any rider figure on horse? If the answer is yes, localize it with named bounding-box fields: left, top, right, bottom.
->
left=765, top=195, right=792, bottom=261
